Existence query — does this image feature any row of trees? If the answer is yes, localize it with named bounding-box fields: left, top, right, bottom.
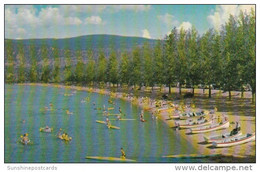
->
left=5, top=10, right=255, bottom=101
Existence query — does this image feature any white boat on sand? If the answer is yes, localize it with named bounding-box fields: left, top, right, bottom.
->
left=189, top=121, right=230, bottom=134
left=212, top=133, right=255, bottom=148
left=203, top=131, right=242, bottom=143
left=177, top=119, right=213, bottom=129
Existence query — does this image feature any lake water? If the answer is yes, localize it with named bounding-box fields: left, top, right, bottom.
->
left=5, top=84, right=202, bottom=163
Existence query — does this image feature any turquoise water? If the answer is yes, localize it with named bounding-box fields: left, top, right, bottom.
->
left=5, top=84, right=201, bottom=163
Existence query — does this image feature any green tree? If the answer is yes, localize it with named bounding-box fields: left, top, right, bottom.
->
left=85, top=50, right=95, bottom=86
left=52, top=47, right=61, bottom=83
left=164, top=28, right=178, bottom=94
left=96, top=50, right=107, bottom=85
left=143, top=43, right=154, bottom=87
left=106, top=50, right=119, bottom=86
left=119, top=51, right=130, bottom=86
left=63, top=49, right=74, bottom=84
left=28, top=43, right=38, bottom=82
left=186, top=27, right=200, bottom=95
left=40, top=45, right=51, bottom=83
left=176, top=28, right=188, bottom=95
left=74, top=50, right=85, bottom=85
left=130, top=46, right=142, bottom=88
left=16, top=42, right=26, bottom=83
left=222, top=15, right=241, bottom=100
left=153, top=41, right=164, bottom=90
left=5, top=40, right=15, bottom=83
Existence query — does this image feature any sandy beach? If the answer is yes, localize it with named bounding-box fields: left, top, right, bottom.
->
left=17, top=83, right=256, bottom=162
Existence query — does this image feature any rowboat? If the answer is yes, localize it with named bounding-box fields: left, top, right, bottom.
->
left=107, top=125, right=120, bottom=130
left=212, top=133, right=255, bottom=148
left=96, top=120, right=120, bottom=130
left=58, top=135, right=72, bottom=141
left=86, top=156, right=136, bottom=162
left=179, top=111, right=206, bottom=120
left=157, top=107, right=175, bottom=113
left=203, top=131, right=242, bottom=143
left=39, top=127, right=53, bottom=133
left=177, top=119, right=212, bottom=129
left=110, top=119, right=136, bottom=121
left=169, top=111, right=206, bottom=120
left=96, top=120, right=106, bottom=124
left=20, top=140, right=31, bottom=145
left=107, top=113, right=121, bottom=116
left=162, top=154, right=221, bottom=159
left=189, top=121, right=230, bottom=134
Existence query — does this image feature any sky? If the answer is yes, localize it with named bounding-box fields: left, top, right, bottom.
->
left=5, top=4, right=255, bottom=39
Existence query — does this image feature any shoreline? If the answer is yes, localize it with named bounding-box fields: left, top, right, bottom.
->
left=15, top=83, right=255, bottom=161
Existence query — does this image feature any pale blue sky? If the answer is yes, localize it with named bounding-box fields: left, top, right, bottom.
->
left=5, top=5, right=255, bottom=39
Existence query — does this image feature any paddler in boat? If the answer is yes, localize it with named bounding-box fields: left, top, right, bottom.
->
left=44, top=125, right=50, bottom=131
left=119, top=107, right=122, bottom=114
left=230, top=122, right=241, bottom=136
left=116, top=114, right=121, bottom=120
left=21, top=133, right=29, bottom=144
left=106, top=117, right=111, bottom=128
left=121, top=147, right=126, bottom=159
left=140, top=110, right=145, bottom=122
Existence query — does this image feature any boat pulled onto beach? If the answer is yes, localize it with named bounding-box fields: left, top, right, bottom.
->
left=212, top=133, right=255, bottom=148
left=175, top=119, right=213, bottom=129
left=203, top=131, right=242, bottom=143
left=169, top=111, right=207, bottom=120
left=189, top=121, right=230, bottom=134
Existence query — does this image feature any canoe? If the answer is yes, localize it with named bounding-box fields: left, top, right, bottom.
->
left=96, top=120, right=106, bottom=124
left=110, top=119, right=136, bottom=121
left=203, top=131, right=242, bottom=143
left=96, top=120, right=120, bottom=130
left=179, top=111, right=206, bottom=120
left=86, top=156, right=136, bottom=162
left=162, top=154, right=221, bottom=159
left=108, top=107, right=114, bottom=110
left=212, top=133, right=255, bottom=148
left=157, top=107, right=175, bottom=113
left=20, top=140, right=31, bottom=145
left=177, top=120, right=212, bottom=129
left=58, top=135, right=72, bottom=141
left=189, top=121, right=230, bottom=134
left=39, top=127, right=53, bottom=133
left=107, top=125, right=120, bottom=130
left=107, top=113, right=121, bottom=116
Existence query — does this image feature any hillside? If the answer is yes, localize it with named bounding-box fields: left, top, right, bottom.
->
left=5, top=34, right=159, bottom=51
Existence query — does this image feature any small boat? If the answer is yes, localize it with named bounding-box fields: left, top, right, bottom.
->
left=179, top=111, right=206, bottom=120
left=86, top=156, right=136, bottom=162
left=203, top=131, right=242, bottom=143
left=162, top=154, right=220, bottom=159
left=157, top=107, right=175, bottom=113
left=212, top=133, right=255, bottom=148
left=110, top=119, right=136, bottom=121
left=107, top=125, right=120, bottom=130
left=58, top=135, right=72, bottom=141
left=66, top=110, right=73, bottom=115
left=169, top=111, right=206, bottom=120
left=96, top=120, right=106, bottom=124
left=20, top=139, right=31, bottom=145
left=189, top=121, right=230, bottom=134
left=96, top=120, right=120, bottom=130
left=107, top=107, right=114, bottom=110
left=177, top=119, right=212, bottom=129
left=39, top=127, right=53, bottom=133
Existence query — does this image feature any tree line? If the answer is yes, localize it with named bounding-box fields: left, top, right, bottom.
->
left=5, top=10, right=255, bottom=101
